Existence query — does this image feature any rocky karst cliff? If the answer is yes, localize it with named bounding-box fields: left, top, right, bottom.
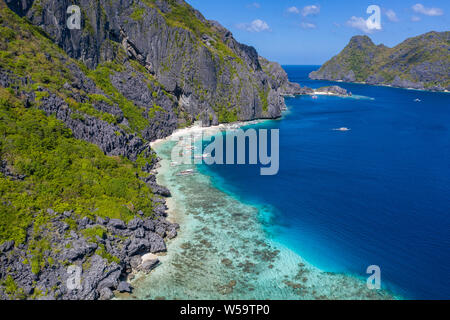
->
left=0, top=0, right=305, bottom=300
left=7, top=0, right=293, bottom=126
left=310, top=32, right=450, bottom=92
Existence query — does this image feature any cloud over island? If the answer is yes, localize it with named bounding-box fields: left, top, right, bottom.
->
left=237, top=19, right=271, bottom=32
left=412, top=3, right=444, bottom=16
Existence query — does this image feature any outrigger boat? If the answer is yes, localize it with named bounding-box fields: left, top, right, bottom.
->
left=176, top=169, right=196, bottom=176
left=333, top=127, right=351, bottom=132
left=194, top=153, right=210, bottom=159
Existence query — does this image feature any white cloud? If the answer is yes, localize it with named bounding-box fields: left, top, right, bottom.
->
left=287, top=6, right=300, bottom=14
left=237, top=19, right=271, bottom=32
left=346, top=16, right=377, bottom=34
left=247, top=2, right=261, bottom=9
left=385, top=9, right=399, bottom=22
left=300, top=22, right=317, bottom=29
left=302, top=5, right=320, bottom=17
left=411, top=15, right=421, bottom=22
left=412, top=3, right=443, bottom=16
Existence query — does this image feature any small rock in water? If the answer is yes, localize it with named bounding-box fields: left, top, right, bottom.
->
left=138, top=259, right=160, bottom=273
left=117, top=281, right=132, bottom=293
left=155, top=226, right=166, bottom=237
left=221, top=258, right=233, bottom=267
left=166, top=227, right=177, bottom=239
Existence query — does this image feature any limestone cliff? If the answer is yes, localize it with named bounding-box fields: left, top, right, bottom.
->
left=7, top=0, right=289, bottom=129
left=310, top=32, right=450, bottom=92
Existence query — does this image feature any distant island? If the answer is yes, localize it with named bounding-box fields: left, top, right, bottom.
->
left=310, top=31, right=450, bottom=92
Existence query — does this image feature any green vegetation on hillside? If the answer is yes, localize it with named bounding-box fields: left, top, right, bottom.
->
left=87, top=61, right=149, bottom=132
left=0, top=3, right=169, bottom=281
left=131, top=6, right=145, bottom=21
left=0, top=87, right=155, bottom=246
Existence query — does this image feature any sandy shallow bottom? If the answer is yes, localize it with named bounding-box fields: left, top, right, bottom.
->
left=127, top=124, right=395, bottom=300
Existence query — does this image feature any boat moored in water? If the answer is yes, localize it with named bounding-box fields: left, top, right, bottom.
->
left=333, top=127, right=351, bottom=132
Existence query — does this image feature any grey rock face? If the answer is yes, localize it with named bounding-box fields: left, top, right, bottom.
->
left=138, top=259, right=160, bottom=273
left=309, top=64, right=344, bottom=81
left=143, top=219, right=156, bottom=232
left=117, top=281, right=132, bottom=293
left=343, top=70, right=356, bottom=82
left=31, top=88, right=150, bottom=161
left=109, top=66, right=178, bottom=142
left=99, top=287, right=114, bottom=300
left=62, top=240, right=97, bottom=262
left=97, top=270, right=121, bottom=292
left=155, top=226, right=166, bottom=238
left=148, top=232, right=167, bottom=253
left=130, top=256, right=142, bottom=269
left=166, top=227, right=177, bottom=240
left=142, top=175, right=172, bottom=197
left=0, top=241, right=15, bottom=253
left=127, top=218, right=143, bottom=231
left=14, top=0, right=292, bottom=126
left=258, top=57, right=314, bottom=96
left=108, top=219, right=127, bottom=230
left=76, top=255, right=121, bottom=300
left=391, top=76, right=425, bottom=90
left=366, top=74, right=386, bottom=85
left=127, top=238, right=150, bottom=256
left=4, top=0, right=34, bottom=16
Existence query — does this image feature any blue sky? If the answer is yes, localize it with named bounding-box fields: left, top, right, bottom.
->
left=188, top=0, right=449, bottom=64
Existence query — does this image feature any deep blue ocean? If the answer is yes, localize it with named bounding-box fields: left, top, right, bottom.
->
left=199, top=66, right=450, bottom=299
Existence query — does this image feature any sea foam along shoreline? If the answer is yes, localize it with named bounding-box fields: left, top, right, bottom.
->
left=129, top=119, right=398, bottom=300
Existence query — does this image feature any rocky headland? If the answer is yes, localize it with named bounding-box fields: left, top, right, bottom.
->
left=314, top=86, right=351, bottom=96
left=310, top=32, right=450, bottom=92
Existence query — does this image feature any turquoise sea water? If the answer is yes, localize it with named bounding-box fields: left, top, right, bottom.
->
left=132, top=66, right=449, bottom=300
left=131, top=139, right=392, bottom=300
left=201, top=66, right=450, bottom=300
